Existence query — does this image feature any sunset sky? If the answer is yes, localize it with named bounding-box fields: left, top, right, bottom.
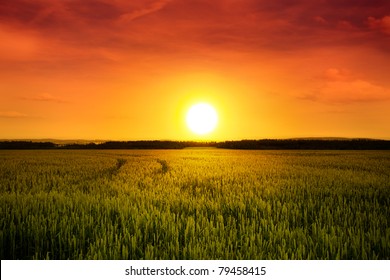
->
left=1, top=0, right=389, bottom=140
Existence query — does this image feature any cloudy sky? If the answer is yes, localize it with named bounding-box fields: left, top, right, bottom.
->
left=1, top=0, right=389, bottom=140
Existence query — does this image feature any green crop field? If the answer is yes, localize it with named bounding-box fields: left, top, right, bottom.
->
left=0, top=149, right=389, bottom=259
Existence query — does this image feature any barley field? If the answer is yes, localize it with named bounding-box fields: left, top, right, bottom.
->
left=0, top=149, right=389, bottom=259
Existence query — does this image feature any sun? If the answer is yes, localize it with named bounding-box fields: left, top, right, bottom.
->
left=186, top=103, right=218, bottom=135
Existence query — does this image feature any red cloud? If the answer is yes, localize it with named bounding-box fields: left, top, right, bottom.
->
left=313, top=16, right=328, bottom=24
left=1, top=1, right=389, bottom=72
left=367, top=15, right=390, bottom=35
left=323, top=68, right=351, bottom=81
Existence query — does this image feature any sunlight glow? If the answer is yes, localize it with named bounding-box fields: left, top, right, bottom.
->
left=186, top=103, right=218, bottom=135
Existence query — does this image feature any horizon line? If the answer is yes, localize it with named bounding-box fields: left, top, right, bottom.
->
left=1, top=137, right=390, bottom=142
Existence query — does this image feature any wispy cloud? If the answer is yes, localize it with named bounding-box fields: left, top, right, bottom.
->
left=118, top=0, right=172, bottom=22
left=318, top=80, right=390, bottom=103
left=304, top=68, right=390, bottom=104
left=0, top=111, right=28, bottom=118
left=21, top=93, right=67, bottom=103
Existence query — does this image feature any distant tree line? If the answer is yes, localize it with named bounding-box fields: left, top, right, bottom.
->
left=215, top=139, right=390, bottom=150
left=0, top=139, right=389, bottom=150
left=0, top=141, right=57, bottom=149
left=0, top=140, right=217, bottom=150
left=61, top=141, right=219, bottom=149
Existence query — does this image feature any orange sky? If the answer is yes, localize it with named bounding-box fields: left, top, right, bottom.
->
left=1, top=0, right=390, bottom=140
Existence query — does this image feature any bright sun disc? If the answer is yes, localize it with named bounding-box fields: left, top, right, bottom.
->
left=186, top=103, right=218, bottom=135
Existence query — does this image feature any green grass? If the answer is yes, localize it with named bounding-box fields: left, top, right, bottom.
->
left=0, top=149, right=389, bottom=259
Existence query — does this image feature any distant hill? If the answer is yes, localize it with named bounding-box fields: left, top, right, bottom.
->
left=0, top=139, right=389, bottom=150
